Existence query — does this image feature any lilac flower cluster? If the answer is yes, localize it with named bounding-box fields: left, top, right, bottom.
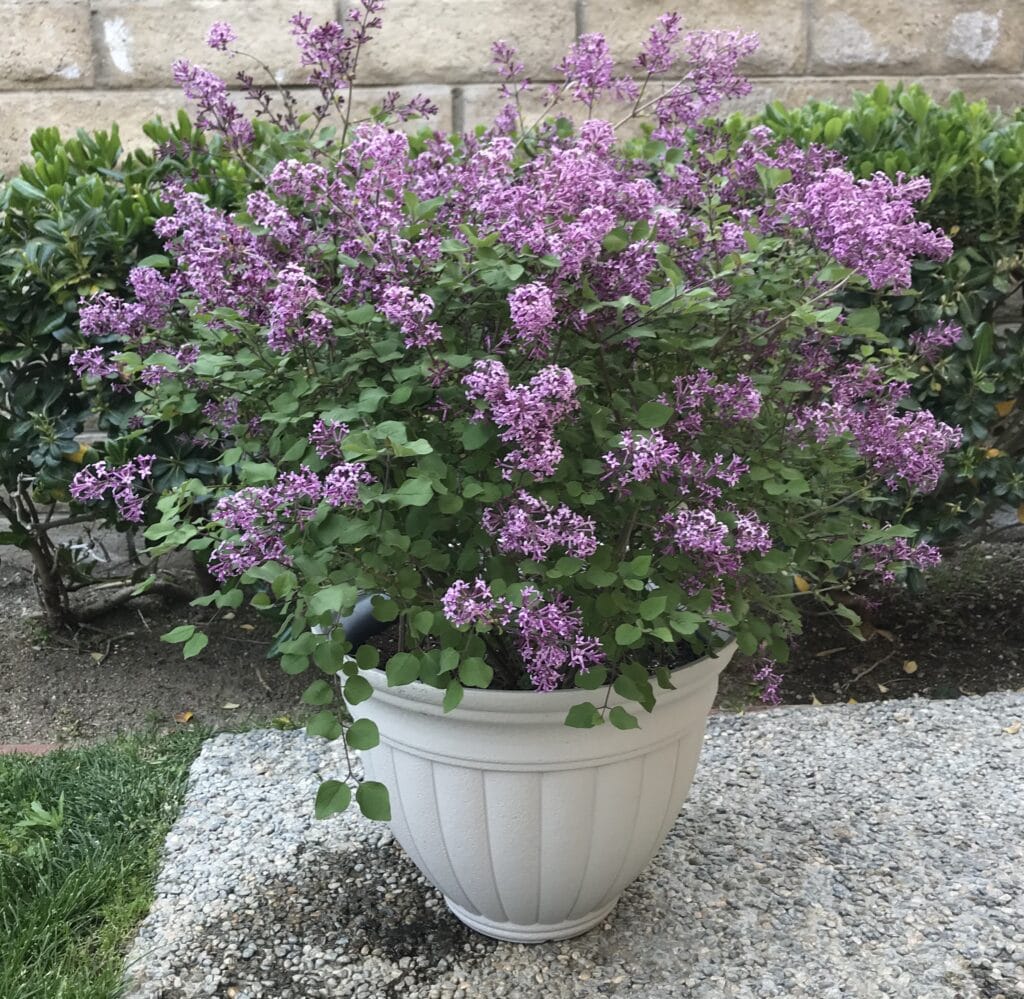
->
left=440, top=578, right=511, bottom=629
left=853, top=536, right=942, bottom=583
left=752, top=655, right=783, bottom=705
left=205, top=21, right=237, bottom=52
left=670, top=371, right=762, bottom=434
left=268, top=264, right=332, bottom=351
left=796, top=401, right=961, bottom=493
left=464, top=361, right=579, bottom=479
left=70, top=455, right=156, bottom=523
left=655, top=505, right=771, bottom=582
left=308, top=419, right=350, bottom=460
left=515, top=588, right=606, bottom=691
left=69, top=346, right=119, bottom=381
left=507, top=283, right=557, bottom=357
left=910, top=321, right=963, bottom=364
left=172, top=59, right=253, bottom=148
left=482, top=491, right=598, bottom=561
left=378, top=286, right=442, bottom=349
left=79, top=268, right=181, bottom=343
left=557, top=33, right=638, bottom=107
left=209, top=463, right=374, bottom=580
left=441, top=580, right=605, bottom=691
left=778, top=170, right=953, bottom=290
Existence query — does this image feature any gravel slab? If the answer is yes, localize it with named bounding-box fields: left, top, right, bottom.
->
left=124, top=692, right=1024, bottom=999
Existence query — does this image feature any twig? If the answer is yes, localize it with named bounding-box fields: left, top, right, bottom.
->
left=845, top=650, right=897, bottom=688
left=255, top=666, right=273, bottom=694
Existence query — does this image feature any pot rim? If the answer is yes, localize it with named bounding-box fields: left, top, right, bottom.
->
left=356, top=639, right=737, bottom=720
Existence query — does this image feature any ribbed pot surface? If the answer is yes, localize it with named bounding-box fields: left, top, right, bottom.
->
left=350, top=643, right=734, bottom=943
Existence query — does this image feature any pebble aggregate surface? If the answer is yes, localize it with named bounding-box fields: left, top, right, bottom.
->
left=124, top=691, right=1024, bottom=999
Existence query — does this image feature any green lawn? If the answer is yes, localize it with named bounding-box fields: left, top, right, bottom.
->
left=0, top=730, right=206, bottom=999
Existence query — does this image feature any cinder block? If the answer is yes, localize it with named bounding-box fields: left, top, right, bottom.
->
left=91, top=0, right=336, bottom=87
left=355, top=0, right=577, bottom=84
left=810, top=1, right=1022, bottom=75
left=0, top=88, right=186, bottom=177
left=0, top=0, right=93, bottom=88
left=582, top=0, right=806, bottom=77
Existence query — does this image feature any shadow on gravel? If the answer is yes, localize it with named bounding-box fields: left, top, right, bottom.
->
left=190, top=840, right=496, bottom=999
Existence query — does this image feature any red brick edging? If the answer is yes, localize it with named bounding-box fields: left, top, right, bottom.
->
left=0, top=742, right=61, bottom=756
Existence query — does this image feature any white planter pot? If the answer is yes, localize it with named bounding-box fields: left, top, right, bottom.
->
left=349, top=642, right=735, bottom=943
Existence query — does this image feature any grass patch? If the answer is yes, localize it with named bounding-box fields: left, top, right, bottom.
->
left=0, top=729, right=207, bottom=999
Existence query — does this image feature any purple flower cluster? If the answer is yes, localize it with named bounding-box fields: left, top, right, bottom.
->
left=778, top=170, right=953, bottom=290
left=515, top=588, right=606, bottom=691
left=308, top=419, right=350, bottom=460
left=70, top=346, right=119, bottom=381
left=910, top=321, right=963, bottom=364
left=796, top=401, right=961, bottom=493
left=209, top=463, right=374, bottom=580
left=268, top=264, right=331, bottom=352
left=853, top=536, right=942, bottom=583
left=464, top=361, right=579, bottom=479
left=70, top=455, right=156, bottom=523
left=441, top=578, right=511, bottom=629
left=670, top=371, right=762, bottom=434
left=752, top=655, right=783, bottom=705
left=482, top=491, right=598, bottom=561
left=507, top=283, right=557, bottom=356
left=378, top=286, right=442, bottom=349
left=79, top=268, right=181, bottom=343
left=206, top=20, right=237, bottom=51
left=655, top=505, right=771, bottom=581
left=441, top=580, right=604, bottom=691
left=172, top=59, right=253, bottom=148
left=557, top=33, right=638, bottom=108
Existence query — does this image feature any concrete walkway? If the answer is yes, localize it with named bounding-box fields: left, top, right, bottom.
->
left=124, top=691, right=1024, bottom=999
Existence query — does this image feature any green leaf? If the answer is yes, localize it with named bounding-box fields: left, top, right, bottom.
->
left=613, top=674, right=644, bottom=702
left=182, top=632, right=208, bottom=659
left=386, top=652, right=420, bottom=686
left=636, top=401, right=674, bottom=429
left=307, top=711, right=342, bottom=740
left=736, top=630, right=759, bottom=656
left=655, top=666, right=676, bottom=690
left=161, top=625, right=195, bottom=644
left=355, top=645, right=380, bottom=670
left=565, top=702, right=604, bottom=728
left=393, top=478, right=433, bottom=507
left=280, top=653, right=310, bottom=675
left=345, top=718, right=380, bottom=750
left=314, top=780, right=351, bottom=819
left=461, top=420, right=492, bottom=450
left=639, top=594, right=667, bottom=620
left=356, top=781, right=392, bottom=821
left=343, top=675, right=373, bottom=705
left=442, top=679, right=464, bottom=713
left=609, top=706, right=640, bottom=730
left=371, top=597, right=400, bottom=623
left=458, top=657, right=493, bottom=688
left=615, top=623, right=643, bottom=646
left=574, top=666, right=608, bottom=690
left=309, top=584, right=357, bottom=618
left=302, top=679, right=334, bottom=705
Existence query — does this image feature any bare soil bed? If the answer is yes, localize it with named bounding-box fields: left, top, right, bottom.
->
left=1, top=539, right=1022, bottom=745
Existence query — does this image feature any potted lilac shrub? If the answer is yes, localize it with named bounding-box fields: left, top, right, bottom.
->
left=71, top=5, right=959, bottom=941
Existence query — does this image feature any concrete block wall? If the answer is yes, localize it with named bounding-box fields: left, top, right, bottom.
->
left=1, top=0, right=1022, bottom=175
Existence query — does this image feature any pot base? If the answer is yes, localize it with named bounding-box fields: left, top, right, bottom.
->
left=444, top=897, right=619, bottom=943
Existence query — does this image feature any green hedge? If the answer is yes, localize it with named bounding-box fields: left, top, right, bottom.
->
left=746, top=83, right=1024, bottom=541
